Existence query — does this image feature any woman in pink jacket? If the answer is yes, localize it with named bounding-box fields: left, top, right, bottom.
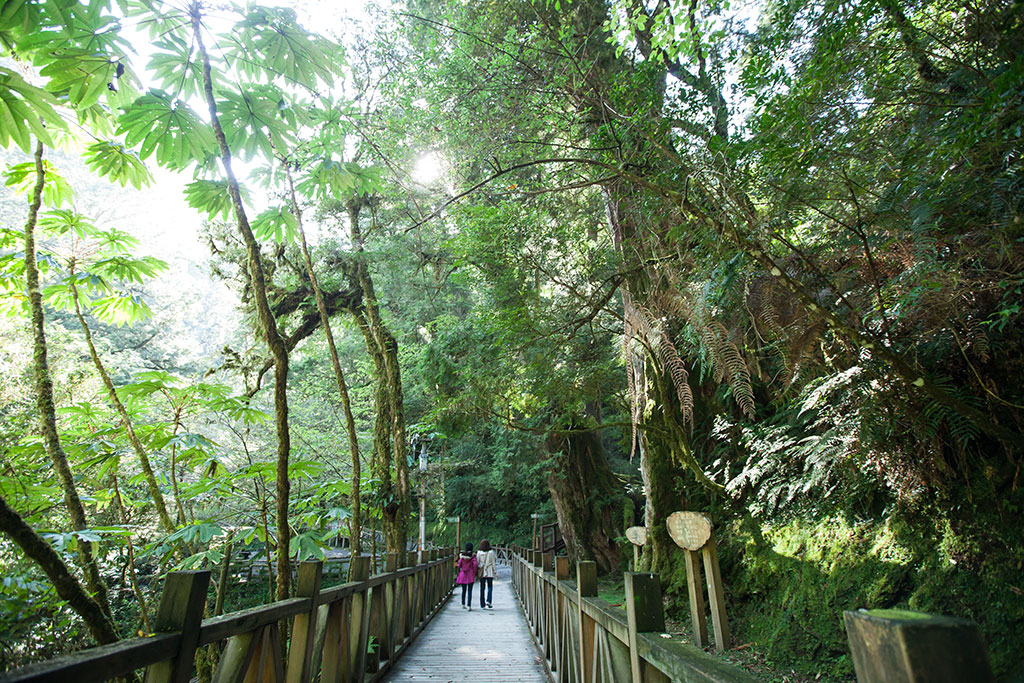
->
left=456, top=542, right=478, bottom=610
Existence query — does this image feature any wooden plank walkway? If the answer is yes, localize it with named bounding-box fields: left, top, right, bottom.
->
left=384, top=576, right=549, bottom=682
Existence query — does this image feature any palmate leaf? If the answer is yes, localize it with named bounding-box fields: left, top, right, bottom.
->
left=90, top=290, right=153, bottom=326
left=117, top=90, right=216, bottom=170
left=296, top=157, right=355, bottom=202
left=251, top=205, right=298, bottom=243
left=37, top=208, right=99, bottom=238
left=43, top=272, right=111, bottom=311
left=83, top=141, right=152, bottom=189
left=4, top=160, right=74, bottom=208
left=146, top=33, right=203, bottom=99
left=227, top=6, right=338, bottom=89
left=296, top=158, right=385, bottom=202
left=39, top=48, right=121, bottom=111
left=218, top=85, right=298, bottom=161
left=0, top=0, right=42, bottom=35
left=184, top=179, right=250, bottom=220
left=0, top=67, right=65, bottom=152
left=289, top=530, right=325, bottom=561
left=91, top=253, right=168, bottom=283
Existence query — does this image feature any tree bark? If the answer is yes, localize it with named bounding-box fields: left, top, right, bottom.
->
left=347, top=200, right=410, bottom=555
left=545, top=423, right=623, bottom=573
left=71, top=282, right=176, bottom=535
left=0, top=493, right=118, bottom=645
left=22, top=139, right=112, bottom=619
left=283, top=163, right=363, bottom=556
left=192, top=7, right=292, bottom=600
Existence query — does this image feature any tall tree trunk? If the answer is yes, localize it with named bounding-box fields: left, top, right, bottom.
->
left=282, top=162, right=363, bottom=556
left=70, top=282, right=176, bottom=535
left=545, top=422, right=623, bottom=573
left=192, top=7, right=292, bottom=600
left=22, top=140, right=112, bottom=618
left=0, top=493, right=118, bottom=645
left=347, top=200, right=410, bottom=554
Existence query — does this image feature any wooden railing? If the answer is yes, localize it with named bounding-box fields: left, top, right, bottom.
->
left=0, top=549, right=456, bottom=683
left=508, top=547, right=761, bottom=683
left=494, top=545, right=515, bottom=566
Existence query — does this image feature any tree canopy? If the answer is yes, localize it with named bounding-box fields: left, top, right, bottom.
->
left=0, top=0, right=1022, bottom=679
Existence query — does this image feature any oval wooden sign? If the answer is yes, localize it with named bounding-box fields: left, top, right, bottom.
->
left=625, top=526, right=647, bottom=546
left=666, top=511, right=712, bottom=550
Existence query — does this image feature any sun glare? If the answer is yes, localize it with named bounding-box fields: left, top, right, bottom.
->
left=412, top=152, right=443, bottom=185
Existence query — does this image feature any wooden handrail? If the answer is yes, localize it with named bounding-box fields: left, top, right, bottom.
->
left=0, top=550, right=459, bottom=683
left=507, top=547, right=762, bottom=683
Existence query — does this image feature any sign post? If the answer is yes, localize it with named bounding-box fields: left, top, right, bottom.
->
left=625, top=526, right=647, bottom=571
left=666, top=510, right=729, bottom=651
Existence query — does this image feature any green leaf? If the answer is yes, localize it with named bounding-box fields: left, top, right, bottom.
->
left=4, top=161, right=74, bottom=208
left=251, top=205, right=299, bottom=243
left=217, top=85, right=298, bottom=161
left=0, top=67, right=66, bottom=152
left=82, top=141, right=152, bottom=189
left=37, top=209, right=99, bottom=239
left=184, top=179, right=249, bottom=220
left=145, top=34, right=203, bottom=99
left=117, top=90, right=216, bottom=170
left=90, top=290, right=153, bottom=326
left=228, top=7, right=339, bottom=89
left=39, top=47, right=120, bottom=111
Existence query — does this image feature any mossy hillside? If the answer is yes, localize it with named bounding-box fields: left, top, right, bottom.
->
left=654, top=514, right=1024, bottom=680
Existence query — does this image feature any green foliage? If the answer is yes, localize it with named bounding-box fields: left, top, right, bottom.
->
left=251, top=205, right=299, bottom=244
left=82, top=142, right=151, bottom=189
left=184, top=180, right=239, bottom=221
left=117, top=91, right=216, bottom=170
left=0, top=68, right=64, bottom=152
left=227, top=7, right=338, bottom=89
left=3, top=161, right=73, bottom=208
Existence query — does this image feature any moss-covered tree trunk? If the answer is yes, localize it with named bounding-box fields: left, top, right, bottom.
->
left=0, top=493, right=118, bottom=645
left=545, top=422, right=623, bottom=573
left=70, top=281, right=176, bottom=535
left=283, top=164, right=363, bottom=556
left=193, top=9, right=292, bottom=600
left=23, top=140, right=112, bottom=619
left=347, top=200, right=410, bottom=555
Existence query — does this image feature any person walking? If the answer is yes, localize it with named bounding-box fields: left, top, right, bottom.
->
left=456, top=542, right=478, bottom=610
left=476, top=539, right=497, bottom=609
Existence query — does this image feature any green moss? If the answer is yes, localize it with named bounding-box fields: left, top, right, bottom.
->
left=661, top=513, right=1024, bottom=681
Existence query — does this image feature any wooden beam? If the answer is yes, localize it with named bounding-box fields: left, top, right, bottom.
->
left=625, top=573, right=665, bottom=683
left=145, top=570, right=211, bottom=683
left=684, top=550, right=708, bottom=649
left=286, top=561, right=322, bottom=683
left=701, top=540, right=730, bottom=652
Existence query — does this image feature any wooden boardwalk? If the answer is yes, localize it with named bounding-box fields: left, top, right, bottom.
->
left=384, top=576, right=549, bottom=682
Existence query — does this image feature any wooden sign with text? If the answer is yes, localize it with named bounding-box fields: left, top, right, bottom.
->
left=666, top=511, right=730, bottom=652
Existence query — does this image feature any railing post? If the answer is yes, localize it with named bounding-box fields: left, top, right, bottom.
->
left=382, top=552, right=398, bottom=663
left=554, top=556, right=571, bottom=682
left=541, top=552, right=554, bottom=658
left=555, top=556, right=569, bottom=580
left=286, top=561, right=323, bottom=683
left=576, top=561, right=597, bottom=683
left=144, top=570, right=211, bottom=683
left=348, top=555, right=371, bottom=682
left=625, top=572, right=665, bottom=683
left=844, top=610, right=994, bottom=682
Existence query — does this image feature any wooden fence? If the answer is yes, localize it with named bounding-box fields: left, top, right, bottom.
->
left=509, top=547, right=761, bottom=683
left=0, top=549, right=456, bottom=683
